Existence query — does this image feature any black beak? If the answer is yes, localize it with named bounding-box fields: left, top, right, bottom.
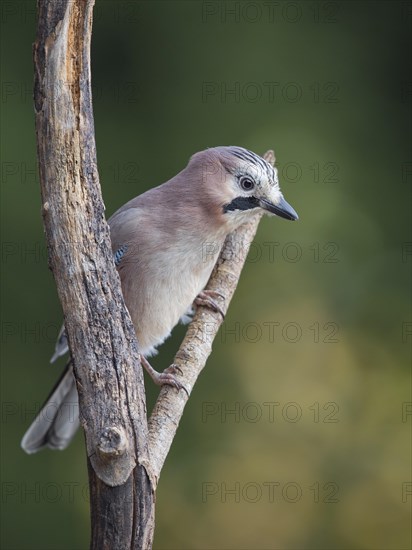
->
left=259, top=196, right=299, bottom=221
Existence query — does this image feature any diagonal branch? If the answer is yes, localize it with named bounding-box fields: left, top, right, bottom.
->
left=148, top=151, right=275, bottom=481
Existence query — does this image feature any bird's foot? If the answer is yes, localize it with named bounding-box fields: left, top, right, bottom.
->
left=140, top=356, right=189, bottom=396
left=194, top=290, right=225, bottom=320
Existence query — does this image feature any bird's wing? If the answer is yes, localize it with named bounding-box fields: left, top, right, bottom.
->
left=50, top=324, right=69, bottom=363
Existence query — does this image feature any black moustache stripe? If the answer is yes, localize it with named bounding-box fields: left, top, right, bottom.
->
left=223, top=196, right=260, bottom=213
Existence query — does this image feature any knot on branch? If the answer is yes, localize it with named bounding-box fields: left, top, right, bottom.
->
left=97, top=426, right=128, bottom=458
left=90, top=425, right=135, bottom=486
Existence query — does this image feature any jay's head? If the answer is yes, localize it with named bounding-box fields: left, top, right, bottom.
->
left=186, top=146, right=298, bottom=231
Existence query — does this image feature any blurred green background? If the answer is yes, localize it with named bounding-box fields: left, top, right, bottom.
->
left=1, top=1, right=411, bottom=549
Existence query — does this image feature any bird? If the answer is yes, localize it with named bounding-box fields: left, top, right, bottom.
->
left=21, top=146, right=298, bottom=454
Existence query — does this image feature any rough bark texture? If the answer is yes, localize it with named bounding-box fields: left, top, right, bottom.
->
left=34, top=1, right=155, bottom=547
left=34, top=0, right=272, bottom=546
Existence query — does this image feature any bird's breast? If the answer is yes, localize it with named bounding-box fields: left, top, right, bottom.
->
left=119, top=237, right=223, bottom=356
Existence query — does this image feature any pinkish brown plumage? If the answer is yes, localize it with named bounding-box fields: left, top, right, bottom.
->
left=21, top=146, right=298, bottom=453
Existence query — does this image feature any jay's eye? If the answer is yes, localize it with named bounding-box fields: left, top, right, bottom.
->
left=239, top=177, right=255, bottom=191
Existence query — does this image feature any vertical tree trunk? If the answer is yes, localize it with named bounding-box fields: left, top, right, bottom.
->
left=34, top=1, right=155, bottom=547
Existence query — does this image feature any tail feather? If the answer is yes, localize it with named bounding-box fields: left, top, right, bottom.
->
left=21, top=362, right=80, bottom=454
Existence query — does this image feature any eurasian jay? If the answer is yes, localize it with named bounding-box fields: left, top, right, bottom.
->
left=21, top=146, right=298, bottom=453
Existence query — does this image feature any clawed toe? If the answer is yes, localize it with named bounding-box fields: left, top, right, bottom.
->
left=140, top=355, right=188, bottom=396
left=164, top=363, right=183, bottom=376
left=156, top=372, right=189, bottom=396
left=195, top=290, right=225, bottom=320
left=202, top=290, right=224, bottom=300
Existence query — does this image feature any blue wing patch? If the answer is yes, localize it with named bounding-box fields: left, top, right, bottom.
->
left=114, top=245, right=128, bottom=266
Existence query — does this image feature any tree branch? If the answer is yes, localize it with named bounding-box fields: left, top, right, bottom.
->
left=148, top=152, right=273, bottom=481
